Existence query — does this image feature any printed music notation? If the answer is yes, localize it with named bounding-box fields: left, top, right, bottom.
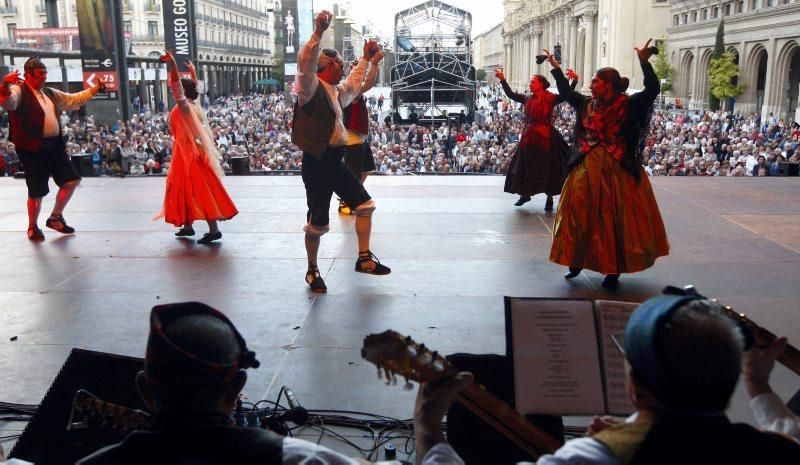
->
left=507, top=298, right=638, bottom=416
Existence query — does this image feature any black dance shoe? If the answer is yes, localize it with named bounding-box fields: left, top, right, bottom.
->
left=175, top=227, right=195, bottom=237
left=514, top=196, right=531, bottom=206
left=305, top=266, right=327, bottom=293
left=601, top=274, right=620, bottom=289
left=355, top=251, right=391, bottom=275
left=197, top=231, right=222, bottom=244
left=564, top=267, right=582, bottom=279
left=46, top=214, right=75, bottom=234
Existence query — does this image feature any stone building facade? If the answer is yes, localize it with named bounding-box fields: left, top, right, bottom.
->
left=0, top=0, right=275, bottom=99
left=473, top=23, right=504, bottom=83
left=667, top=0, right=800, bottom=121
left=502, top=0, right=671, bottom=91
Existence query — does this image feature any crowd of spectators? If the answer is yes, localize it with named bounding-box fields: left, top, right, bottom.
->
left=0, top=86, right=797, bottom=178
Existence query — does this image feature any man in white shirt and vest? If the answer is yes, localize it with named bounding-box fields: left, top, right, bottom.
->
left=293, top=11, right=390, bottom=293
left=338, top=53, right=384, bottom=214
left=0, top=57, right=104, bottom=240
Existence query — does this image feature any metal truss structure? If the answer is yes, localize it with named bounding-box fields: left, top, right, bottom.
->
left=391, top=0, right=476, bottom=125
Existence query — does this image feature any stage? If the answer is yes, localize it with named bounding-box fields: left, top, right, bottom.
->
left=1, top=174, right=799, bottom=460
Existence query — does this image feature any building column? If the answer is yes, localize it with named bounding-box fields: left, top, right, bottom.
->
left=762, top=37, right=777, bottom=122
left=690, top=46, right=701, bottom=106
left=523, top=30, right=531, bottom=82
left=519, top=33, right=525, bottom=84
left=503, top=38, right=511, bottom=77
left=514, top=31, right=523, bottom=84
left=568, top=15, right=577, bottom=69
left=584, top=12, right=597, bottom=81
left=532, top=28, right=541, bottom=75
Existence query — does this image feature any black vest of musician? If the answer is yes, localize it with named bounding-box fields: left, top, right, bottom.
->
left=629, top=415, right=800, bottom=465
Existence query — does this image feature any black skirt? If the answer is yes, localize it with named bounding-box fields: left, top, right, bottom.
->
left=504, top=127, right=568, bottom=197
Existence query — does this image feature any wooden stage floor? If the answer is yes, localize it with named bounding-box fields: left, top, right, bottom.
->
left=0, top=174, right=799, bottom=460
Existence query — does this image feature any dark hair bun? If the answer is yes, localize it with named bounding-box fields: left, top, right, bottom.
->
left=536, top=75, right=551, bottom=90
left=617, top=77, right=630, bottom=93
left=181, top=78, right=200, bottom=100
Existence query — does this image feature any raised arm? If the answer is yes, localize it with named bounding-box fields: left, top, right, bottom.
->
left=186, top=60, right=198, bottom=83
left=360, top=48, right=386, bottom=95
left=494, top=69, right=526, bottom=105
left=629, top=38, right=660, bottom=107
left=544, top=50, right=587, bottom=109
left=339, top=39, right=378, bottom=107
left=0, top=70, right=23, bottom=111
left=296, top=11, right=331, bottom=106
left=162, top=51, right=194, bottom=117
left=51, top=79, right=104, bottom=112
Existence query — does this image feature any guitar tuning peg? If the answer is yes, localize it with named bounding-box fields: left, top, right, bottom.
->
left=419, top=350, right=432, bottom=364
left=432, top=360, right=444, bottom=372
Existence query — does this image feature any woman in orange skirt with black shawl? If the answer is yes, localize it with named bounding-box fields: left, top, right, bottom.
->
left=545, top=40, right=669, bottom=288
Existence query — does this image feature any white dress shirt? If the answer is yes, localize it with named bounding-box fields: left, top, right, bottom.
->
left=295, top=32, right=367, bottom=148
left=0, top=82, right=96, bottom=138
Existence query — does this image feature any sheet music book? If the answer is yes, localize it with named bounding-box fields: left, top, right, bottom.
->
left=504, top=297, right=639, bottom=416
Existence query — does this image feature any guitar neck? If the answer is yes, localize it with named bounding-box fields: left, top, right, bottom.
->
left=456, top=382, right=561, bottom=459
left=723, top=308, right=800, bottom=376
left=754, top=326, right=800, bottom=376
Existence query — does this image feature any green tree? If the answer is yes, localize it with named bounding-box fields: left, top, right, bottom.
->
left=709, top=51, right=744, bottom=110
left=476, top=68, right=487, bottom=82
left=709, top=19, right=725, bottom=110
left=652, top=40, right=674, bottom=93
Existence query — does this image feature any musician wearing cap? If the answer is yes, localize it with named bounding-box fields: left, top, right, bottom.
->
left=78, top=302, right=396, bottom=464
left=414, top=290, right=800, bottom=464
left=293, top=10, right=390, bottom=293
left=0, top=57, right=105, bottom=241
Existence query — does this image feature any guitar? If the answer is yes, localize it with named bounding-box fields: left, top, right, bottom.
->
left=718, top=301, right=800, bottom=376
left=67, top=389, right=153, bottom=435
left=668, top=286, right=800, bottom=376
left=361, top=330, right=562, bottom=459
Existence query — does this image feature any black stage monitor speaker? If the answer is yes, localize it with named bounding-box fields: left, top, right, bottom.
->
left=230, top=156, right=250, bottom=175
left=9, top=348, right=146, bottom=465
left=779, top=162, right=799, bottom=176
left=71, top=154, right=95, bottom=177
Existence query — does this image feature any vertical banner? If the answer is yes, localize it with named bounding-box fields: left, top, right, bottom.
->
left=162, top=0, right=197, bottom=78
left=75, top=0, right=120, bottom=100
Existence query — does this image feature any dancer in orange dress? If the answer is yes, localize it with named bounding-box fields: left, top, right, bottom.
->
left=160, top=50, right=238, bottom=244
left=546, top=40, right=669, bottom=288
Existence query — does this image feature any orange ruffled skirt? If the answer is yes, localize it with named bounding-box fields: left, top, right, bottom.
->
left=549, top=146, right=669, bottom=274
left=162, top=144, right=238, bottom=227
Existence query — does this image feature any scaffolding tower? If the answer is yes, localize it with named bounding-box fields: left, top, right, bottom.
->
left=391, top=0, right=476, bottom=125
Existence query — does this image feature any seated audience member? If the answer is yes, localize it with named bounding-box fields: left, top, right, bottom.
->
left=79, top=302, right=392, bottom=465
left=414, top=294, right=800, bottom=464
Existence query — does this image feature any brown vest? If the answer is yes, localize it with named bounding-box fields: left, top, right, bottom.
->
left=9, top=84, right=61, bottom=154
left=291, top=80, right=336, bottom=158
